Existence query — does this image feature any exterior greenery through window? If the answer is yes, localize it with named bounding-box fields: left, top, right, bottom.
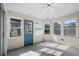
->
left=54, top=23, right=61, bottom=35
left=64, top=18, right=76, bottom=36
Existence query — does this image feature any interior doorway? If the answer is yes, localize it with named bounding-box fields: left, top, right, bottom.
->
left=24, top=20, right=33, bottom=46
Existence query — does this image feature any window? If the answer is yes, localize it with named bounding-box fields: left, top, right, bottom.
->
left=10, top=18, right=21, bottom=37
left=45, top=24, right=50, bottom=34
left=64, top=18, right=76, bottom=36
left=54, top=23, right=61, bottom=35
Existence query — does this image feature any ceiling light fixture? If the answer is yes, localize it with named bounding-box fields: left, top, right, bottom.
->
left=41, top=3, right=54, bottom=20
left=47, top=4, right=51, bottom=6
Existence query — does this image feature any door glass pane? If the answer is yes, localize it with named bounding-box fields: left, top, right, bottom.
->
left=28, top=22, right=32, bottom=34
left=24, top=21, right=32, bottom=34
left=25, top=22, right=29, bottom=33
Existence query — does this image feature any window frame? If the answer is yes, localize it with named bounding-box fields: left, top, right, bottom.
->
left=64, top=18, right=76, bottom=36
left=44, top=24, right=50, bottom=34
left=10, top=18, right=21, bottom=37
left=54, top=22, right=61, bottom=35
left=9, top=16, right=23, bottom=39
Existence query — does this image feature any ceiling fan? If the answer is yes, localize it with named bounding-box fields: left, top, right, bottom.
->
left=41, top=3, right=61, bottom=19
left=42, top=3, right=61, bottom=10
left=41, top=3, right=55, bottom=9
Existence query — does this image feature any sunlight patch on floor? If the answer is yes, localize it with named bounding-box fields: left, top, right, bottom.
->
left=20, top=51, right=40, bottom=56
left=56, top=45, right=69, bottom=51
left=45, top=43, right=58, bottom=48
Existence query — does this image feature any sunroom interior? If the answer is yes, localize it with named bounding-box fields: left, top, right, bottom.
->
left=1, top=3, right=79, bottom=56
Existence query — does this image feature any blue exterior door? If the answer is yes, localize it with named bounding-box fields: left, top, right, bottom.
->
left=24, top=20, right=33, bottom=46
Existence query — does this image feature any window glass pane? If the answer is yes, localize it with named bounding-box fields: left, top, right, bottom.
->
left=64, top=18, right=76, bottom=36
left=45, top=24, right=50, bottom=28
left=54, top=23, right=60, bottom=28
left=11, top=18, right=21, bottom=27
left=54, top=23, right=61, bottom=35
left=54, top=28, right=60, bottom=35
left=10, top=18, right=21, bottom=37
left=45, top=29, right=50, bottom=34
left=45, top=24, right=50, bottom=34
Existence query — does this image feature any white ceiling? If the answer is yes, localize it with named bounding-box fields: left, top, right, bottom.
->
left=3, top=3, right=79, bottom=20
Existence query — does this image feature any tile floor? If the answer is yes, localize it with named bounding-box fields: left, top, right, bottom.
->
left=7, top=42, right=79, bottom=56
